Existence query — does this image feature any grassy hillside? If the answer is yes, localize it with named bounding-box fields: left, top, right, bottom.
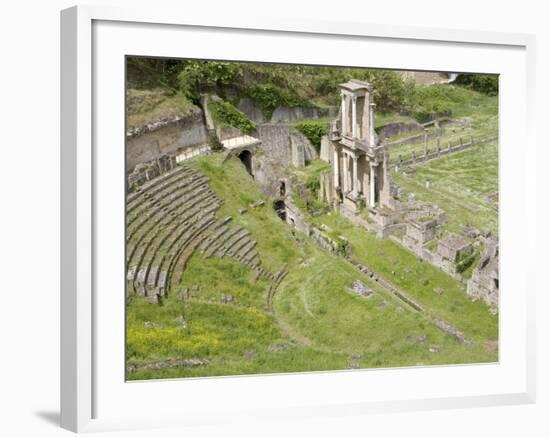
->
left=126, top=89, right=196, bottom=132
left=126, top=154, right=498, bottom=380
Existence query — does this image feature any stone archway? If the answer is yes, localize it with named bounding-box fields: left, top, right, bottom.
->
left=238, top=149, right=253, bottom=177
left=273, top=200, right=286, bottom=221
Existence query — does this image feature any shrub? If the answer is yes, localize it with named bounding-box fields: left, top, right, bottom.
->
left=457, top=252, right=477, bottom=274
left=244, top=83, right=315, bottom=119
left=209, top=134, right=224, bottom=151
left=454, top=74, right=498, bottom=96
left=294, top=120, right=329, bottom=150
left=208, top=100, right=256, bottom=134
left=177, top=61, right=243, bottom=100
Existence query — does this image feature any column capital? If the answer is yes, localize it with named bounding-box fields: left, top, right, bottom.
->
left=351, top=94, right=358, bottom=103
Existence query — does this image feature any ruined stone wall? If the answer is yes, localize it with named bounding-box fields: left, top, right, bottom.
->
left=126, top=108, right=208, bottom=172
left=237, top=97, right=325, bottom=124
left=252, top=124, right=318, bottom=196
left=284, top=198, right=311, bottom=235
left=319, top=135, right=331, bottom=162
left=467, top=237, right=499, bottom=308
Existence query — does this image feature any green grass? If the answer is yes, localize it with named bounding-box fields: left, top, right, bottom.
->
left=309, top=212, right=498, bottom=341
left=171, top=255, right=273, bottom=309
left=290, top=159, right=331, bottom=183
left=392, top=139, right=498, bottom=234
left=126, top=153, right=498, bottom=380
left=375, top=113, right=417, bottom=129
left=126, top=90, right=196, bottom=131
left=388, top=87, right=497, bottom=161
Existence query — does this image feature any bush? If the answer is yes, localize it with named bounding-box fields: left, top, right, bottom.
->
left=244, top=83, right=315, bottom=119
left=457, top=252, right=477, bottom=274
left=177, top=61, right=243, bottom=100
left=208, top=100, right=256, bottom=134
left=407, top=84, right=466, bottom=122
left=209, top=134, right=224, bottom=151
left=454, top=74, right=498, bottom=96
left=294, top=120, right=329, bottom=150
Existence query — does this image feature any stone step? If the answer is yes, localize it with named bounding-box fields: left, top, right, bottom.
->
left=127, top=194, right=217, bottom=271
left=205, top=226, right=243, bottom=258
left=127, top=165, right=189, bottom=204
left=226, top=234, right=253, bottom=259
left=127, top=182, right=213, bottom=241
left=217, top=230, right=250, bottom=257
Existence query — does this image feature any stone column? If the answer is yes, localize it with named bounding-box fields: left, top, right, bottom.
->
left=341, top=93, right=347, bottom=136
left=351, top=95, right=357, bottom=138
left=352, top=154, right=358, bottom=197
left=369, top=103, right=376, bottom=146
left=424, top=128, right=429, bottom=156
left=333, top=147, right=339, bottom=189
left=369, top=162, right=376, bottom=207
left=342, top=153, right=349, bottom=193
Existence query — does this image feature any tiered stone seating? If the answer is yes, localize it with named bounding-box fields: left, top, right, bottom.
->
left=127, top=165, right=189, bottom=205
left=127, top=171, right=208, bottom=226
left=127, top=184, right=214, bottom=264
left=127, top=177, right=210, bottom=242
left=147, top=202, right=220, bottom=297
left=266, top=268, right=288, bottom=311
left=126, top=163, right=277, bottom=303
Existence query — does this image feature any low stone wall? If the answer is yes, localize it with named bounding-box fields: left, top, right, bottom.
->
left=270, top=106, right=322, bottom=123
left=284, top=198, right=311, bottom=235
left=175, top=144, right=211, bottom=163
left=377, top=120, right=423, bottom=140
left=284, top=198, right=349, bottom=256
left=393, top=135, right=497, bottom=168
left=385, top=129, right=444, bottom=149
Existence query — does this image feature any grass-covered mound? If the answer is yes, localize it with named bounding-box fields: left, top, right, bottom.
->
left=126, top=154, right=498, bottom=380
left=126, top=89, right=196, bottom=132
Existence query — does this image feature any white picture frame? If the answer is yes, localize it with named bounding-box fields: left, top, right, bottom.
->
left=60, top=4, right=537, bottom=433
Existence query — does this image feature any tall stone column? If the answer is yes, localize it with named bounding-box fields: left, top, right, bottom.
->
left=341, top=93, right=347, bottom=136
left=352, top=154, right=358, bottom=197
left=369, top=102, right=376, bottom=146
left=369, top=162, right=376, bottom=207
left=351, top=95, right=357, bottom=138
left=333, top=147, right=339, bottom=189
left=342, top=153, right=348, bottom=193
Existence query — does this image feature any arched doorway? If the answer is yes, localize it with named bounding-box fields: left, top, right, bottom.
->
left=238, top=150, right=253, bottom=177
left=273, top=200, right=286, bottom=221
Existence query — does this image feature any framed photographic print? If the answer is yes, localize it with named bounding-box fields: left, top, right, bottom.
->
left=61, top=4, right=536, bottom=433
